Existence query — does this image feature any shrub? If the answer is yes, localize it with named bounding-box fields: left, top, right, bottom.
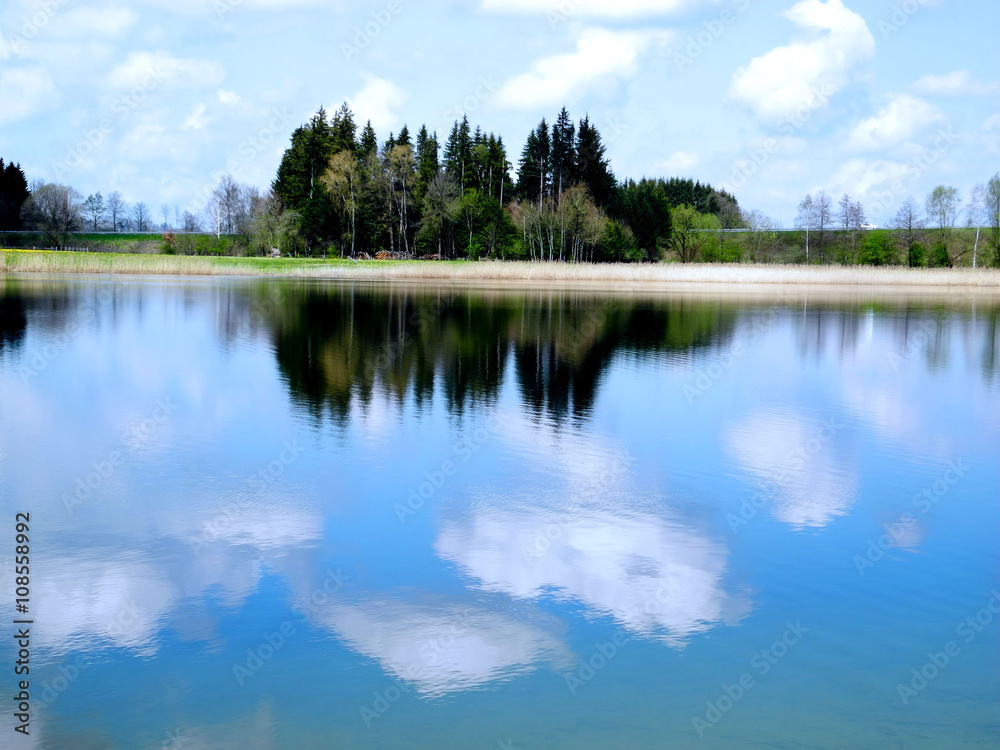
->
left=907, top=243, right=926, bottom=267
left=929, top=242, right=951, bottom=268
left=858, top=229, right=896, bottom=266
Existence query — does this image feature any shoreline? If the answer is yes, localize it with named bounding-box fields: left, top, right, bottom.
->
left=2, top=249, right=998, bottom=292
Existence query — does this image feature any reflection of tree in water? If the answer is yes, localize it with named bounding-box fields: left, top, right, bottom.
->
left=264, top=286, right=740, bottom=424
left=0, top=295, right=27, bottom=352
left=790, top=298, right=1000, bottom=382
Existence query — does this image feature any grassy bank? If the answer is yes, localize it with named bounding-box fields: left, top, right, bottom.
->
left=2, top=248, right=999, bottom=289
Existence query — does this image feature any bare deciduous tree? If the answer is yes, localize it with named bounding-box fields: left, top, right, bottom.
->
left=890, top=196, right=925, bottom=251
left=20, top=183, right=83, bottom=248
left=106, top=191, right=126, bottom=232
left=83, top=193, right=105, bottom=231
left=926, top=185, right=961, bottom=245
left=131, top=202, right=149, bottom=232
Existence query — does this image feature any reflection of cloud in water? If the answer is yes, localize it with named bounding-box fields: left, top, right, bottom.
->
left=881, top=514, right=924, bottom=551
left=436, top=415, right=750, bottom=646
left=27, top=553, right=178, bottom=656
left=727, top=411, right=856, bottom=528
left=307, top=594, right=569, bottom=698
left=0, top=493, right=325, bottom=656
left=436, top=503, right=750, bottom=647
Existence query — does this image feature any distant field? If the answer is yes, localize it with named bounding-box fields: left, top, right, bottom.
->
left=3, top=248, right=998, bottom=290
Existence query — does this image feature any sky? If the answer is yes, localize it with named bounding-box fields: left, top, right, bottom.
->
left=0, top=0, right=997, bottom=226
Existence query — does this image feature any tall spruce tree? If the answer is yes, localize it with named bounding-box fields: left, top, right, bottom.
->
left=330, top=103, right=357, bottom=154
left=443, top=116, right=473, bottom=192
left=273, top=107, right=336, bottom=209
left=358, top=121, right=378, bottom=160
left=575, top=116, right=615, bottom=207
left=0, top=159, right=31, bottom=233
left=551, top=107, right=576, bottom=198
left=414, top=125, right=439, bottom=201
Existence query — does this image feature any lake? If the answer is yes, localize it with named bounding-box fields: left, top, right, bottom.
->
left=0, top=275, right=997, bottom=749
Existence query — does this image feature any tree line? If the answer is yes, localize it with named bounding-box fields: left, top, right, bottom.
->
left=5, top=108, right=1000, bottom=266
left=796, top=178, right=1000, bottom=268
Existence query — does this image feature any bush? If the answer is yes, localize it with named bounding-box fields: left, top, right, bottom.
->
left=858, top=229, right=896, bottom=266
left=929, top=242, right=951, bottom=268
left=907, top=243, right=926, bottom=267
left=701, top=236, right=743, bottom=263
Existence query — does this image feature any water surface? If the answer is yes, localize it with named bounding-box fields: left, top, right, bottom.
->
left=0, top=276, right=997, bottom=749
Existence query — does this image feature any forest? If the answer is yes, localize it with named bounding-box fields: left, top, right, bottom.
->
left=265, top=103, right=738, bottom=263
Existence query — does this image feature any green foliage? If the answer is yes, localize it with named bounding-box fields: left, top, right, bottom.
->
left=929, top=242, right=951, bottom=268
left=858, top=229, right=896, bottom=266
left=595, top=220, right=640, bottom=263
left=701, top=234, right=743, bottom=263
left=171, top=234, right=237, bottom=256
left=615, top=179, right=672, bottom=262
left=668, top=204, right=718, bottom=263
left=0, top=159, right=31, bottom=232
left=907, top=243, right=926, bottom=267
left=457, top=189, right=516, bottom=260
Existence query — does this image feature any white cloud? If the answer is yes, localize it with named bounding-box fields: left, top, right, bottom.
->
left=910, top=70, right=1000, bottom=97
left=481, top=0, right=691, bottom=17
left=346, top=73, right=407, bottom=132
left=0, top=67, right=56, bottom=124
left=494, top=27, right=668, bottom=111
left=217, top=89, right=242, bottom=105
left=847, top=93, right=943, bottom=151
left=106, top=51, right=225, bottom=90
left=827, top=157, right=915, bottom=207
left=182, top=102, right=210, bottom=130
left=729, top=0, right=874, bottom=122
left=984, top=114, right=1000, bottom=132
left=656, top=150, right=700, bottom=175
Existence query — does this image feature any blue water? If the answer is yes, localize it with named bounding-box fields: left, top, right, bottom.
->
left=0, top=276, right=997, bottom=749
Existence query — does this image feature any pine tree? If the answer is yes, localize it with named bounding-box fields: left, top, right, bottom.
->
left=574, top=116, right=615, bottom=207
left=414, top=125, right=439, bottom=201
left=396, top=125, right=411, bottom=148
left=551, top=107, right=576, bottom=198
left=330, top=102, right=357, bottom=153
left=443, top=117, right=473, bottom=192
left=0, top=159, right=30, bottom=233
left=358, top=121, right=378, bottom=160
left=273, top=107, right=336, bottom=209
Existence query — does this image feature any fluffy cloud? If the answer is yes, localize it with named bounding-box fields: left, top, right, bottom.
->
left=345, top=73, right=407, bottom=133
left=910, top=70, right=1000, bottom=97
left=729, top=0, right=874, bottom=122
left=182, top=102, right=211, bottom=130
left=217, top=89, right=242, bottom=105
left=847, top=93, right=943, bottom=151
left=106, top=51, right=225, bottom=90
left=0, top=67, right=56, bottom=124
left=494, top=27, right=668, bottom=110
left=656, top=150, right=700, bottom=175
left=481, top=0, right=691, bottom=17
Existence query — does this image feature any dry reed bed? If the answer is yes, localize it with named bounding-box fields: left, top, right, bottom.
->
left=2, top=250, right=999, bottom=289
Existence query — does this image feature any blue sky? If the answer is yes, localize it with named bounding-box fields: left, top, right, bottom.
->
left=0, top=0, right=997, bottom=225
